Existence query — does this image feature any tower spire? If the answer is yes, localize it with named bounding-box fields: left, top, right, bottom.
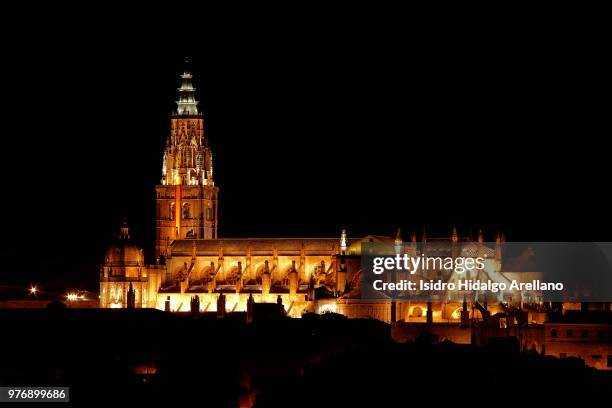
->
left=394, top=228, right=403, bottom=255
left=340, top=229, right=348, bottom=254
left=176, top=59, right=199, bottom=116
left=394, top=228, right=402, bottom=245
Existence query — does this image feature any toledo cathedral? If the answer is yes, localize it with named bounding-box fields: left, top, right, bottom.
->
left=99, top=68, right=553, bottom=324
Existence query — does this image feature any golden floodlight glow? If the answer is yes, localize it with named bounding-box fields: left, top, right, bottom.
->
left=175, top=184, right=181, bottom=235
left=318, top=303, right=337, bottom=314
left=29, top=285, right=38, bottom=295
left=66, top=293, right=78, bottom=301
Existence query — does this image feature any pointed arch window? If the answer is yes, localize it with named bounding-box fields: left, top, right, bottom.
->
left=169, top=203, right=175, bottom=221
left=182, top=202, right=191, bottom=220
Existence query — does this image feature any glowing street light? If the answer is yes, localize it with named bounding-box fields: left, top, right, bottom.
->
left=29, top=285, right=38, bottom=295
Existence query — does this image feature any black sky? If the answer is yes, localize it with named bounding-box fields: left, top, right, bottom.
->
left=0, top=14, right=609, bottom=292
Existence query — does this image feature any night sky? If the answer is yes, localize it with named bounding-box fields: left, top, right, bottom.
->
left=0, top=19, right=608, bottom=293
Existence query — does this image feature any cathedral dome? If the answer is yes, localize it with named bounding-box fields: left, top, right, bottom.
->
left=104, top=221, right=144, bottom=268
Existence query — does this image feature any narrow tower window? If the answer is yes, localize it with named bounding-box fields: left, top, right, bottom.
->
left=182, top=202, right=191, bottom=220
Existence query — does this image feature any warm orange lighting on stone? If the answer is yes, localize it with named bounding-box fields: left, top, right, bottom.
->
left=175, top=184, right=181, bottom=236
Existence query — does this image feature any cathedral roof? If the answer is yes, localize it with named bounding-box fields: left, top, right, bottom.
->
left=170, top=238, right=349, bottom=257
left=346, top=236, right=395, bottom=255
left=104, top=221, right=144, bottom=267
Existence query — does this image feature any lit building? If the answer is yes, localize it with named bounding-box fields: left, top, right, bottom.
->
left=100, top=219, right=152, bottom=308
left=99, top=68, right=539, bottom=318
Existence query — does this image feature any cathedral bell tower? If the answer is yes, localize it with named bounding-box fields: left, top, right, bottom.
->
left=155, top=67, right=219, bottom=259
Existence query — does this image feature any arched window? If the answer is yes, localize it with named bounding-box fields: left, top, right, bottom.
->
left=550, top=329, right=558, bottom=338
left=169, top=203, right=175, bottom=220
left=182, top=203, right=191, bottom=220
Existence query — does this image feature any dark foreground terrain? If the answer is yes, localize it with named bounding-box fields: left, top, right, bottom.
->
left=1, top=307, right=611, bottom=406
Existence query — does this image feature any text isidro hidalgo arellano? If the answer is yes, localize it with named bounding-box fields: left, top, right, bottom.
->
left=370, top=253, right=564, bottom=293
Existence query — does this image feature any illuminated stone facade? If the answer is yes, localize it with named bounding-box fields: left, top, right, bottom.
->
left=156, top=70, right=218, bottom=259
left=100, top=220, right=155, bottom=308
left=99, top=68, right=536, bottom=320
left=157, top=238, right=348, bottom=317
